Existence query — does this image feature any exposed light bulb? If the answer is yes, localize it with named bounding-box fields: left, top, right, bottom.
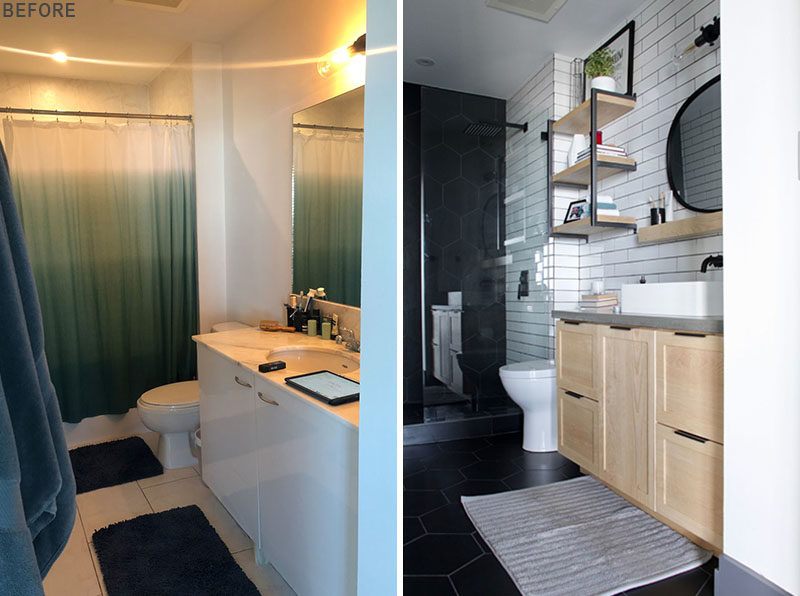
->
left=51, top=51, right=68, bottom=63
left=317, top=45, right=352, bottom=78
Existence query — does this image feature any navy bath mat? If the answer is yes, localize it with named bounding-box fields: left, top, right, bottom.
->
left=69, top=436, right=163, bottom=493
left=92, top=505, right=259, bottom=596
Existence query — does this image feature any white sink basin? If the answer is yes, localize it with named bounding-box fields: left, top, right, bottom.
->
left=621, top=281, right=723, bottom=317
left=266, top=346, right=360, bottom=374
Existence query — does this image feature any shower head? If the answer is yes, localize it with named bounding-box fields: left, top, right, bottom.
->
left=463, top=121, right=528, bottom=137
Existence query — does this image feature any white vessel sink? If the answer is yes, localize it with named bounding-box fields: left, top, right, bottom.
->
left=621, top=281, right=723, bottom=317
left=266, top=346, right=360, bottom=374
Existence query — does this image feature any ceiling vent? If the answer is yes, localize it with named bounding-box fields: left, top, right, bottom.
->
left=485, top=0, right=567, bottom=22
left=112, top=0, right=191, bottom=13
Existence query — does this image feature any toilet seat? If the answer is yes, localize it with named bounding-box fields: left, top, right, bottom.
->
left=499, top=360, right=556, bottom=379
left=139, top=380, right=199, bottom=410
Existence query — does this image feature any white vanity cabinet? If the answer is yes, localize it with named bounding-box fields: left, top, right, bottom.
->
left=254, top=376, right=358, bottom=596
left=197, top=344, right=260, bottom=544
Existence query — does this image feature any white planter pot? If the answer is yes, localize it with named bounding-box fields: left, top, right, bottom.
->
left=590, top=76, right=616, bottom=93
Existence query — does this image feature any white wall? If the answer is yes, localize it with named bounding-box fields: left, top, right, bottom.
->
left=505, top=0, right=723, bottom=363
left=721, top=1, right=800, bottom=593
left=149, top=45, right=194, bottom=115
left=220, top=0, right=366, bottom=325
left=191, top=42, right=228, bottom=333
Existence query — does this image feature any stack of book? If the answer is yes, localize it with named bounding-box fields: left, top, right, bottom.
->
left=575, top=144, right=628, bottom=162
left=595, top=199, right=620, bottom=217
left=580, top=292, right=618, bottom=312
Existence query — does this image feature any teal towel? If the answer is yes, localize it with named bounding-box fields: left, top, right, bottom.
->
left=0, top=140, right=76, bottom=595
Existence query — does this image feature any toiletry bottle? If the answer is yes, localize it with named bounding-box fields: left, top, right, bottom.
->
left=307, top=319, right=317, bottom=336
left=321, top=319, right=332, bottom=340
left=332, top=314, right=339, bottom=337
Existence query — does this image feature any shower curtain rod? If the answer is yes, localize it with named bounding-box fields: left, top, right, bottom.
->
left=0, top=107, right=192, bottom=121
left=293, top=123, right=363, bottom=133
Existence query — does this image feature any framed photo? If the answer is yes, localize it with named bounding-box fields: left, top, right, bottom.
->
left=564, top=199, right=588, bottom=224
left=583, top=21, right=635, bottom=100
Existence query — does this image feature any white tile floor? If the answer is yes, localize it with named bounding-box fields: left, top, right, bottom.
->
left=43, top=432, right=295, bottom=596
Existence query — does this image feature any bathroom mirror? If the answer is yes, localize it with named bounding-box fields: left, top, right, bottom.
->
left=292, top=86, right=364, bottom=306
left=666, top=75, right=722, bottom=212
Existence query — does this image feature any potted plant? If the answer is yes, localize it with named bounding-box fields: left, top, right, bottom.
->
left=585, top=47, right=616, bottom=93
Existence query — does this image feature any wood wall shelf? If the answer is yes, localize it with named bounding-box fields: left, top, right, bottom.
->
left=637, top=211, right=722, bottom=244
left=552, top=93, right=636, bottom=135
left=552, top=155, right=637, bottom=186
left=552, top=215, right=637, bottom=236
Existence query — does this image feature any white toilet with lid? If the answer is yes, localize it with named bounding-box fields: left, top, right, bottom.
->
left=137, top=321, right=249, bottom=469
left=498, top=359, right=557, bottom=452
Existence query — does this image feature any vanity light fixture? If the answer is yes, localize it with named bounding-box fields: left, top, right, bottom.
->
left=317, top=34, right=366, bottom=78
left=51, top=51, right=68, bottom=63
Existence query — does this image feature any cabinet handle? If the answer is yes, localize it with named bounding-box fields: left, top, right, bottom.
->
left=610, top=325, right=632, bottom=331
left=234, top=376, right=252, bottom=388
left=565, top=390, right=584, bottom=399
left=564, top=320, right=581, bottom=326
left=258, top=392, right=279, bottom=406
left=675, top=331, right=706, bottom=338
left=674, top=429, right=708, bottom=444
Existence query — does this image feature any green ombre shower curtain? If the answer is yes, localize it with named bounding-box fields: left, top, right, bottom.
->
left=293, top=128, right=363, bottom=306
left=2, top=119, right=198, bottom=423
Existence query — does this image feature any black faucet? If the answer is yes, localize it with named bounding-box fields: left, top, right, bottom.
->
left=700, top=254, right=723, bottom=273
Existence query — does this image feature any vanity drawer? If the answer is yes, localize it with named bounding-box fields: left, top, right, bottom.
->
left=556, top=320, right=599, bottom=399
left=655, top=423, right=723, bottom=550
left=655, top=331, right=723, bottom=444
left=557, top=388, right=600, bottom=474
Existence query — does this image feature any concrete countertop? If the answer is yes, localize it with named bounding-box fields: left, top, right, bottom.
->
left=552, top=310, right=723, bottom=334
left=193, top=327, right=359, bottom=428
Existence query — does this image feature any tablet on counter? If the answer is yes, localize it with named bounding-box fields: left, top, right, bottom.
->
left=284, top=370, right=360, bottom=406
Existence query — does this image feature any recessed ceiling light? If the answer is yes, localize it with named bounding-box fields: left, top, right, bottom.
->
left=485, top=0, right=567, bottom=22
left=415, top=57, right=436, bottom=67
left=51, top=51, right=68, bottom=63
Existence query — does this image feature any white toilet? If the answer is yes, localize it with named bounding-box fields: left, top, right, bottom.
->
left=137, top=321, right=249, bottom=469
left=498, top=360, right=557, bottom=452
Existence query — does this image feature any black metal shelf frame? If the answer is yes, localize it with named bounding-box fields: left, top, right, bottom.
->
left=542, top=89, right=638, bottom=241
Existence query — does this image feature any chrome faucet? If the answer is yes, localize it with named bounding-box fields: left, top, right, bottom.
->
left=339, top=327, right=360, bottom=353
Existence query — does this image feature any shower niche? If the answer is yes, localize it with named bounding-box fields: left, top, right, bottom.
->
left=403, top=83, right=520, bottom=439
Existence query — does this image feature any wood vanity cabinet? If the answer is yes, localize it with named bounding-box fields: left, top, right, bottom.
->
left=557, top=388, right=600, bottom=474
left=555, top=319, right=724, bottom=551
left=197, top=344, right=260, bottom=544
left=598, top=325, right=656, bottom=509
left=556, top=320, right=600, bottom=398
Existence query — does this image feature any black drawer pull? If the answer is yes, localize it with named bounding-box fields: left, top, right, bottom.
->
left=675, top=331, right=706, bottom=338
left=564, top=320, right=581, bottom=326
left=565, top=390, right=584, bottom=399
left=610, top=325, right=632, bottom=331
left=674, top=429, right=708, bottom=444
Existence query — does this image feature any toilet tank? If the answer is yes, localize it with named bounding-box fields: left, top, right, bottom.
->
left=210, top=321, right=249, bottom=333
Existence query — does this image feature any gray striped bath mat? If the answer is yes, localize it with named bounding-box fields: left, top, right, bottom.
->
left=461, top=476, right=711, bottom=596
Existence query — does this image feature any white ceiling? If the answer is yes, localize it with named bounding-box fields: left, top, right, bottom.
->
left=0, top=0, right=271, bottom=85
left=404, top=0, right=645, bottom=99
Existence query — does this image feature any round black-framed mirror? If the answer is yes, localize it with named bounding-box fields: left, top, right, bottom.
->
left=666, top=75, right=722, bottom=213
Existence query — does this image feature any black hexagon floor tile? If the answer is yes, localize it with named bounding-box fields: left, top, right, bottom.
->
left=443, top=479, right=508, bottom=502
left=503, top=469, right=567, bottom=491
left=405, top=443, right=441, bottom=459
left=420, top=503, right=475, bottom=534
left=405, top=469, right=465, bottom=490
left=486, top=432, right=523, bottom=445
left=460, top=459, right=520, bottom=480
left=404, top=516, right=426, bottom=545
left=404, top=457, right=428, bottom=477
left=404, top=534, right=482, bottom=575
left=404, top=575, right=457, bottom=596
left=474, top=443, right=527, bottom=461
left=450, top=554, right=521, bottom=596
left=437, top=437, right=491, bottom=452
left=421, top=451, right=479, bottom=470
left=512, top=451, right=569, bottom=470
left=405, top=489, right=448, bottom=516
